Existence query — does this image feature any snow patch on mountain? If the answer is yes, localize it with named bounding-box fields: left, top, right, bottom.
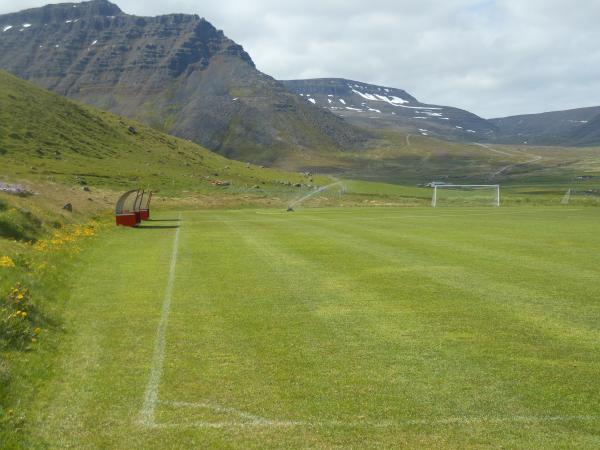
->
left=376, top=94, right=409, bottom=105
left=351, top=88, right=410, bottom=106
left=352, top=90, right=377, bottom=101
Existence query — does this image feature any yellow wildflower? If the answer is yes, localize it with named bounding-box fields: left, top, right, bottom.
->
left=0, top=256, right=16, bottom=268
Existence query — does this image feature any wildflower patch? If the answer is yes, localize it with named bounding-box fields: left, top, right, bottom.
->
left=1, top=220, right=103, bottom=351
left=33, top=221, right=98, bottom=253
left=0, top=283, right=38, bottom=350
left=0, top=256, right=16, bottom=268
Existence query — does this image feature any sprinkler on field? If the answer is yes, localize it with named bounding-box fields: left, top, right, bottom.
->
left=285, top=180, right=345, bottom=211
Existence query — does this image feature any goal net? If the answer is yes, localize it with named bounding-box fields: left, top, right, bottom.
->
left=560, top=188, right=600, bottom=205
left=432, top=184, right=500, bottom=207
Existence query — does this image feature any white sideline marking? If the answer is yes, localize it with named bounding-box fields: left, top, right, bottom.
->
left=161, top=397, right=599, bottom=430
left=152, top=413, right=600, bottom=429
left=139, top=214, right=181, bottom=427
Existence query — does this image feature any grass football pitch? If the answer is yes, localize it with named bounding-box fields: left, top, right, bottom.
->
left=32, top=207, right=600, bottom=448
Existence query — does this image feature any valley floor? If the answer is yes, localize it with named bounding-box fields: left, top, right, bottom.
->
left=26, top=207, right=600, bottom=448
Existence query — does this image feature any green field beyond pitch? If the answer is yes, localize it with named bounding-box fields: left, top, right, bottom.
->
left=33, top=207, right=600, bottom=448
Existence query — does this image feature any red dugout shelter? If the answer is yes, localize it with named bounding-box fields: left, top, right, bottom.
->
left=115, top=189, right=141, bottom=227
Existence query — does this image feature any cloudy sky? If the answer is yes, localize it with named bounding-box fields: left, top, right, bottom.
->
left=2, top=0, right=599, bottom=118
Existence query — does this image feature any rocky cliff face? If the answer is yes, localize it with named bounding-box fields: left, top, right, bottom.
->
left=0, top=0, right=367, bottom=164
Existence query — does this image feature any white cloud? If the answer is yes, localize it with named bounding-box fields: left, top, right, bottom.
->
left=1, top=0, right=599, bottom=117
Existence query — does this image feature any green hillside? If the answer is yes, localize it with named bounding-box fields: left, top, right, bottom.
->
left=0, top=70, right=326, bottom=198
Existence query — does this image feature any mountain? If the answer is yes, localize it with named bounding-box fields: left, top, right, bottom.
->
left=2, top=0, right=597, bottom=163
left=281, top=78, right=498, bottom=140
left=0, top=0, right=367, bottom=165
left=490, top=106, right=600, bottom=145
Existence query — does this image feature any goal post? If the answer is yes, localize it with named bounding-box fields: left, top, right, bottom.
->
left=432, top=184, right=500, bottom=207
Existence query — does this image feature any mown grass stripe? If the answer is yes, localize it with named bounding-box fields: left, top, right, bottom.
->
left=139, top=214, right=182, bottom=427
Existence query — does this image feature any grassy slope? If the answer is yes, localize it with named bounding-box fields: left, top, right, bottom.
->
left=0, top=70, right=328, bottom=200
left=21, top=207, right=600, bottom=449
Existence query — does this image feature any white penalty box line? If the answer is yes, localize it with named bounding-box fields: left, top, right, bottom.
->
left=153, top=400, right=600, bottom=429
